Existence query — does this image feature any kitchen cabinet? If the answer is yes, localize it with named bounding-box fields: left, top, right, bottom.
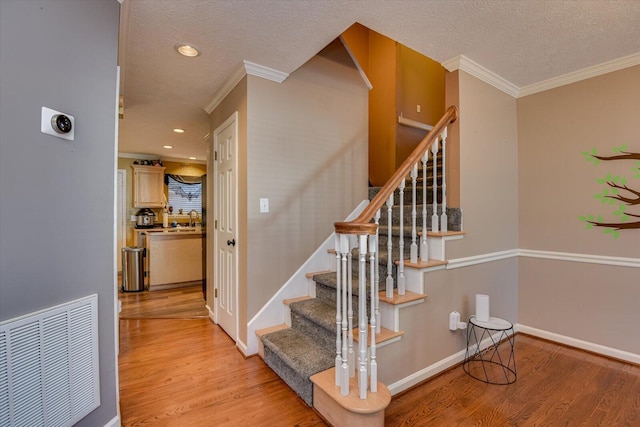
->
left=132, top=165, right=165, bottom=208
left=136, top=229, right=203, bottom=290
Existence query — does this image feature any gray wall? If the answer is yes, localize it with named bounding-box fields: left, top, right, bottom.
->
left=0, top=1, right=120, bottom=425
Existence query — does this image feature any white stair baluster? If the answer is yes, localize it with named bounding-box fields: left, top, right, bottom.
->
left=431, top=138, right=440, bottom=233
left=440, top=128, right=448, bottom=233
left=369, top=234, right=378, bottom=392
left=339, top=234, right=350, bottom=395
left=358, top=235, right=368, bottom=399
left=374, top=209, right=381, bottom=334
left=385, top=194, right=394, bottom=299
left=410, top=164, right=418, bottom=263
left=398, top=180, right=406, bottom=295
left=421, top=152, right=429, bottom=261
left=347, top=235, right=355, bottom=378
left=334, top=234, right=342, bottom=387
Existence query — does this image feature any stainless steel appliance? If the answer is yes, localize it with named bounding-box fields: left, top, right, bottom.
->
left=135, top=208, right=155, bottom=228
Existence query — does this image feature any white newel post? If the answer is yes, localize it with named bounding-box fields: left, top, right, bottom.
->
left=431, top=139, right=439, bottom=233
left=421, top=151, right=429, bottom=261
left=385, top=194, right=394, bottom=299
left=440, top=128, right=448, bottom=232
left=369, top=234, right=378, bottom=392
left=357, top=235, right=369, bottom=399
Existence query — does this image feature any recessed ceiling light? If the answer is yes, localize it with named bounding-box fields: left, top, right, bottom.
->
left=175, top=43, right=200, bottom=57
left=188, top=156, right=197, bottom=160
left=163, top=145, right=173, bottom=149
left=173, top=128, right=185, bottom=133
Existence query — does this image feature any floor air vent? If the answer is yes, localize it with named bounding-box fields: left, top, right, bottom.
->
left=0, top=294, right=100, bottom=427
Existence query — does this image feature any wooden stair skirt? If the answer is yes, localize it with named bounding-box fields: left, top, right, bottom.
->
left=310, top=368, right=391, bottom=427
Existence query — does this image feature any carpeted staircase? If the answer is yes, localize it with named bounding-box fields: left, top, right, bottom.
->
left=260, top=167, right=462, bottom=406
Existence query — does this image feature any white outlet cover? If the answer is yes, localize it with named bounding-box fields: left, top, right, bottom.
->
left=259, top=198, right=269, bottom=213
left=41, top=106, right=75, bottom=141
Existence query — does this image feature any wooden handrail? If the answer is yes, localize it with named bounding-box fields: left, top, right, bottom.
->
left=335, top=106, right=458, bottom=235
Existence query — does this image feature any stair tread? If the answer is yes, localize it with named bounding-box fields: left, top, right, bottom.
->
left=262, top=327, right=335, bottom=378
left=289, top=298, right=336, bottom=331
left=379, top=289, right=427, bottom=305
left=352, top=326, right=404, bottom=345
left=256, top=324, right=289, bottom=337
left=283, top=295, right=313, bottom=305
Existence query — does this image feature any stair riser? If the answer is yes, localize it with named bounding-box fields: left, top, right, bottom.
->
left=291, top=311, right=335, bottom=347
left=263, top=346, right=314, bottom=406
left=314, top=281, right=373, bottom=320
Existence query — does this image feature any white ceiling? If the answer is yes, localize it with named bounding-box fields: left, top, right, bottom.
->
left=118, top=0, right=640, bottom=162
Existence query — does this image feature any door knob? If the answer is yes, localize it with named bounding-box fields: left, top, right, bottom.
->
left=227, top=239, right=236, bottom=247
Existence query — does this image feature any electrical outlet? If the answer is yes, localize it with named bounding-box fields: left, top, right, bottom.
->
left=417, top=104, right=421, bottom=113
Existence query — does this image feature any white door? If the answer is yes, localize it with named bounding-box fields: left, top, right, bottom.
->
left=117, top=169, right=127, bottom=272
left=213, top=112, right=238, bottom=340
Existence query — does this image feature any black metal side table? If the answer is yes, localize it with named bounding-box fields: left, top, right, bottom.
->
left=463, top=316, right=516, bottom=385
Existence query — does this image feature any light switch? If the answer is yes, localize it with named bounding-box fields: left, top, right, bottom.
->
left=416, top=104, right=421, bottom=113
left=260, top=198, right=269, bottom=213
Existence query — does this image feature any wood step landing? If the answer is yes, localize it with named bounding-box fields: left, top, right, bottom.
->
left=310, top=367, right=391, bottom=427
left=352, top=326, right=404, bottom=346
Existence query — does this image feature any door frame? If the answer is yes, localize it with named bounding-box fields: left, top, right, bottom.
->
left=212, top=111, right=239, bottom=341
left=117, top=169, right=127, bottom=273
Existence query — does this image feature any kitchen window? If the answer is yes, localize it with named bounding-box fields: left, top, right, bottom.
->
left=166, top=174, right=202, bottom=215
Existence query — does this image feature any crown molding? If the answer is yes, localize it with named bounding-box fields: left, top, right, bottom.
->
left=518, top=52, right=640, bottom=97
left=204, top=61, right=247, bottom=114
left=442, top=55, right=520, bottom=97
left=243, top=60, right=289, bottom=82
left=204, top=61, right=289, bottom=114
left=443, top=53, right=640, bottom=99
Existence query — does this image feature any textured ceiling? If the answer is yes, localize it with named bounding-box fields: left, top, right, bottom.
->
left=118, top=0, right=640, bottom=162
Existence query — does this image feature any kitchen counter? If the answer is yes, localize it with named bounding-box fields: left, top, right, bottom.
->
left=135, top=227, right=204, bottom=290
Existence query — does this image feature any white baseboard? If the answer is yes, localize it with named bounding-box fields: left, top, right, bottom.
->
left=388, top=324, right=639, bottom=396
left=388, top=329, right=512, bottom=395
left=236, top=338, right=249, bottom=357
left=516, top=323, right=640, bottom=365
left=387, top=348, right=467, bottom=396
left=104, top=415, right=120, bottom=427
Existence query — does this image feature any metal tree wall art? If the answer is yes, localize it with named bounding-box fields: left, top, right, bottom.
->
left=579, top=145, right=640, bottom=239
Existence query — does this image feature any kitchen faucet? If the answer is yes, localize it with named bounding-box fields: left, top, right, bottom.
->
left=189, top=209, right=199, bottom=227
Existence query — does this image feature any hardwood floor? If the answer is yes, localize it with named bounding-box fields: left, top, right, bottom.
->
left=119, top=318, right=325, bottom=426
left=385, top=334, right=640, bottom=426
left=119, top=284, right=209, bottom=319
left=119, top=319, right=640, bottom=427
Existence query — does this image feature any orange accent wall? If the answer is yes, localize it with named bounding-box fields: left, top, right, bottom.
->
left=341, top=25, right=446, bottom=188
